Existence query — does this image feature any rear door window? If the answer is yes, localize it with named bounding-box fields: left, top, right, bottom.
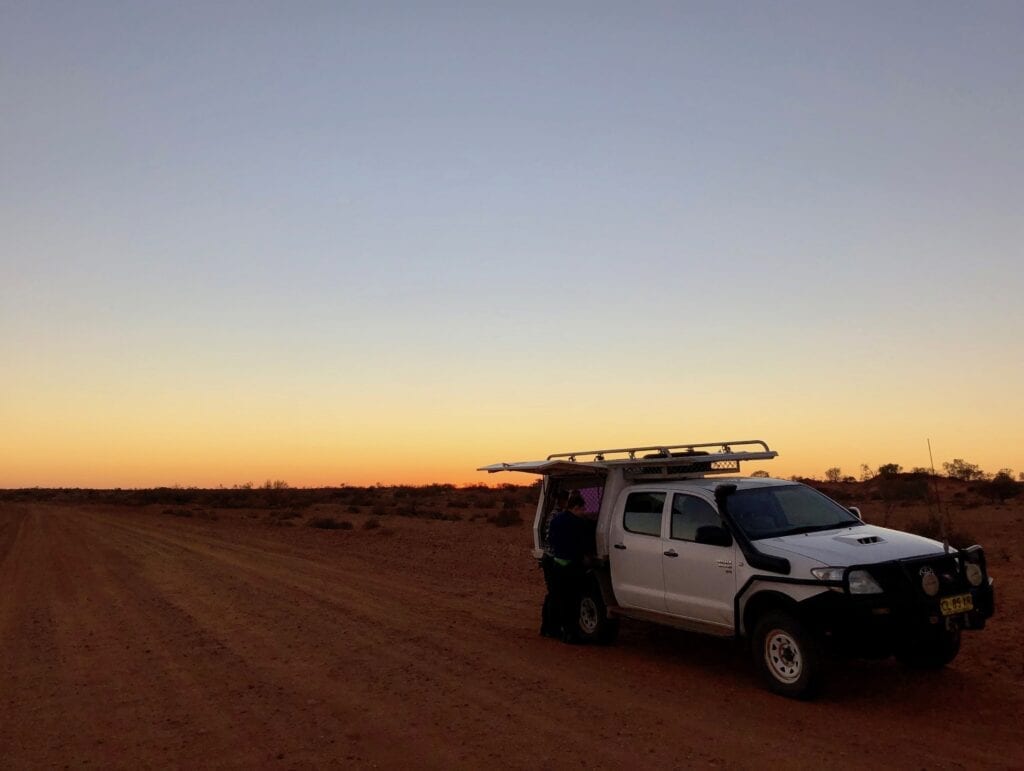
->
left=623, top=492, right=665, bottom=536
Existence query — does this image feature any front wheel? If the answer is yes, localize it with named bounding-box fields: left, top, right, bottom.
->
left=896, top=624, right=961, bottom=669
left=751, top=610, right=824, bottom=699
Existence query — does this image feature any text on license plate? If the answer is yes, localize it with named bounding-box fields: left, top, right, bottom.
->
left=939, top=593, right=973, bottom=616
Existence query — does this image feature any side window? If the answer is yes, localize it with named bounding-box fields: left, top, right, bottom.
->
left=623, top=492, right=665, bottom=536
left=671, top=495, right=722, bottom=542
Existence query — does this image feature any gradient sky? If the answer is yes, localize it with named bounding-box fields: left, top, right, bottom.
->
left=2, top=2, right=1022, bottom=488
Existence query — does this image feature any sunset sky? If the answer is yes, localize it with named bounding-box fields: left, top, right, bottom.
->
left=2, top=2, right=1022, bottom=488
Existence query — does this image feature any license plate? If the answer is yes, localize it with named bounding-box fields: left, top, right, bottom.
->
left=939, top=593, right=973, bottom=616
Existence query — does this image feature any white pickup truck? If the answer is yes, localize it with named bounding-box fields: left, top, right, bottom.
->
left=480, top=440, right=995, bottom=698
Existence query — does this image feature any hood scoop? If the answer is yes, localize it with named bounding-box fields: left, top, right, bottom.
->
left=833, top=534, right=886, bottom=546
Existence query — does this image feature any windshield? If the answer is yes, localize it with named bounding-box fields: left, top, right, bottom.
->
left=727, top=484, right=862, bottom=540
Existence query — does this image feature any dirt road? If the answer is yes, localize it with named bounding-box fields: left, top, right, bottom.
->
left=2, top=502, right=1021, bottom=768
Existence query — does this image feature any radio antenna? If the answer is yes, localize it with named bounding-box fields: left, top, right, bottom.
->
left=927, top=438, right=949, bottom=555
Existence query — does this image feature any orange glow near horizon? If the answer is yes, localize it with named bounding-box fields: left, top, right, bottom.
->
left=5, top=353, right=1023, bottom=488
left=3, top=347, right=1023, bottom=488
left=3, top=405, right=1021, bottom=489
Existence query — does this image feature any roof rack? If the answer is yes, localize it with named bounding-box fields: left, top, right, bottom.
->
left=548, top=439, right=777, bottom=479
left=477, top=440, right=777, bottom=478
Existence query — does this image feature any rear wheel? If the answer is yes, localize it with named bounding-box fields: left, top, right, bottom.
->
left=896, top=624, right=961, bottom=669
left=574, top=583, right=618, bottom=645
left=752, top=610, right=823, bottom=699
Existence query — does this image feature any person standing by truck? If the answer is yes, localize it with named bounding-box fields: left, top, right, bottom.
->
left=544, top=491, right=596, bottom=642
left=539, top=490, right=568, bottom=638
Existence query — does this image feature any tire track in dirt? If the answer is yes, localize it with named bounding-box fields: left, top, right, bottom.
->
left=71, top=508, right=1024, bottom=767
left=74, top=509, right=677, bottom=767
left=3, top=504, right=1022, bottom=769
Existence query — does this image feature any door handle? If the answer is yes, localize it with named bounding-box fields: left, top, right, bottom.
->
left=664, top=549, right=678, bottom=558
left=613, top=543, right=626, bottom=550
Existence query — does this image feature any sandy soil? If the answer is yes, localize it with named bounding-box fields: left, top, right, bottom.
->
left=1, top=498, right=1022, bottom=769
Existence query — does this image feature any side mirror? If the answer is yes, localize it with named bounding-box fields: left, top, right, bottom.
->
left=850, top=506, right=862, bottom=521
left=695, top=525, right=733, bottom=548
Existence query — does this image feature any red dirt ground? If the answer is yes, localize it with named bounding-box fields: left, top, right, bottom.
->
left=1, top=497, right=1022, bottom=769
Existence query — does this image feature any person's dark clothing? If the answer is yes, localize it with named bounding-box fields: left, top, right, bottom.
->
left=547, top=510, right=596, bottom=564
left=541, top=509, right=596, bottom=641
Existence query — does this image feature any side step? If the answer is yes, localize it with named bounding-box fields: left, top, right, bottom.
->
left=608, top=605, right=735, bottom=637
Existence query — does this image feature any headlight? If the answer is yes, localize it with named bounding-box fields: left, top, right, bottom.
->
left=811, top=567, right=845, bottom=582
left=847, top=569, right=884, bottom=594
left=965, top=562, right=983, bottom=587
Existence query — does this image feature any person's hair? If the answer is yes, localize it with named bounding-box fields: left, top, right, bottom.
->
left=567, top=491, right=586, bottom=510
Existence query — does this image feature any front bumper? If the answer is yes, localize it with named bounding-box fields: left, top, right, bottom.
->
left=799, top=551, right=995, bottom=657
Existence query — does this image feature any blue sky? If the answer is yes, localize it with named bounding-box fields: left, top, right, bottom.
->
left=2, top=2, right=1022, bottom=486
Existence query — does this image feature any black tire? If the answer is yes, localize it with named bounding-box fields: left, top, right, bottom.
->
left=751, top=610, right=824, bottom=699
left=895, top=625, right=961, bottom=669
left=573, top=582, right=619, bottom=645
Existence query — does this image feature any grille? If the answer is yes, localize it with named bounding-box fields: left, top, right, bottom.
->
left=880, top=554, right=964, bottom=597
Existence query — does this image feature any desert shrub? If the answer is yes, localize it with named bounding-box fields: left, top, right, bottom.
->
left=269, top=509, right=302, bottom=521
left=363, top=518, right=380, bottom=530
left=431, top=511, right=462, bottom=522
left=447, top=499, right=470, bottom=509
left=396, top=505, right=461, bottom=521
left=943, top=459, right=986, bottom=481
left=489, top=510, right=522, bottom=528
left=347, top=504, right=361, bottom=513
left=879, top=477, right=931, bottom=503
left=165, top=508, right=192, bottom=517
left=308, top=517, right=353, bottom=530
left=905, top=515, right=979, bottom=549
left=371, top=503, right=389, bottom=517
left=981, top=472, right=1021, bottom=503
left=499, top=483, right=539, bottom=505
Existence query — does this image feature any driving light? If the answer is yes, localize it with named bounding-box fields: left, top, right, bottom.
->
left=965, top=562, right=983, bottom=587
left=811, top=567, right=845, bottom=582
left=847, top=569, right=883, bottom=594
left=920, top=569, right=939, bottom=596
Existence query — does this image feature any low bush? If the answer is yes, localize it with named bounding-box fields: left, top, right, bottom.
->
left=879, top=477, right=932, bottom=503
left=488, top=510, right=522, bottom=528
left=904, top=515, right=979, bottom=549
left=308, top=517, right=353, bottom=530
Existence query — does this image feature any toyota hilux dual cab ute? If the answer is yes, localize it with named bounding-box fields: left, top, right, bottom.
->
left=479, top=440, right=995, bottom=698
